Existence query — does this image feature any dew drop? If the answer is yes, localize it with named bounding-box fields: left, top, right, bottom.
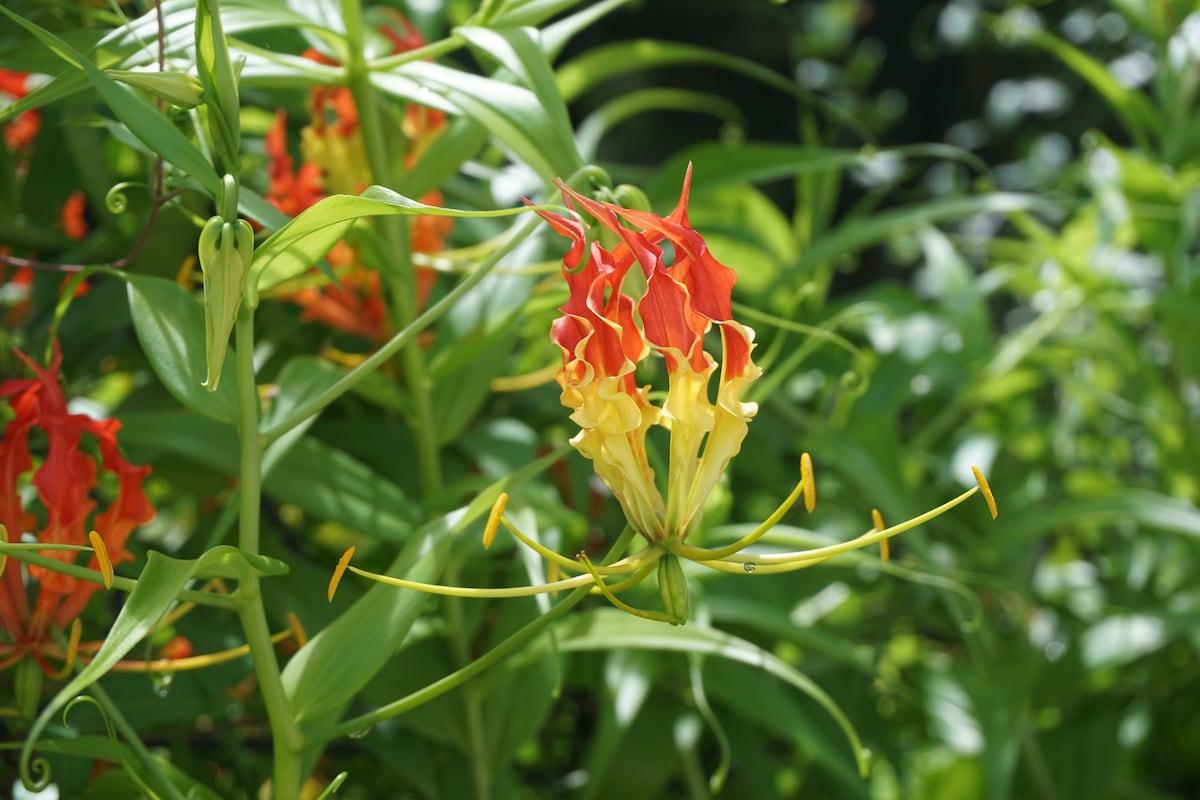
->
left=742, top=562, right=757, bottom=574
left=150, top=671, right=174, bottom=698
left=348, top=727, right=372, bottom=739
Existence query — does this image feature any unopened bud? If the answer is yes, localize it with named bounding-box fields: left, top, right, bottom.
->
left=197, top=215, right=252, bottom=391
left=657, top=554, right=689, bottom=625
left=106, top=69, right=204, bottom=108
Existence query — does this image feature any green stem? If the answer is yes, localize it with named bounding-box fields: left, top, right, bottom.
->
left=444, top=563, right=492, bottom=799
left=233, top=311, right=303, bottom=798
left=235, top=313, right=263, bottom=555
left=343, top=0, right=442, bottom=496
left=310, top=527, right=637, bottom=743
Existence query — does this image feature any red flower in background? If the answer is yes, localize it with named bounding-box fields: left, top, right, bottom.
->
left=60, top=190, right=89, bottom=241
left=265, top=109, right=324, bottom=217
left=0, top=68, right=40, bottom=153
left=264, top=11, right=451, bottom=342
left=0, top=346, right=154, bottom=674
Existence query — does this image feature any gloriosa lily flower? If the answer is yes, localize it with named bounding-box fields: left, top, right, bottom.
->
left=329, top=169, right=998, bottom=624
left=0, top=345, right=153, bottom=673
left=540, top=165, right=760, bottom=543
left=0, top=351, right=309, bottom=687
left=262, top=9, right=452, bottom=343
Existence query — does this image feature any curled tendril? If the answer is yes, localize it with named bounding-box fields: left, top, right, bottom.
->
left=105, top=182, right=144, bottom=215
left=838, top=367, right=870, bottom=399
left=20, top=753, right=51, bottom=791
left=63, top=693, right=117, bottom=740
left=62, top=694, right=152, bottom=792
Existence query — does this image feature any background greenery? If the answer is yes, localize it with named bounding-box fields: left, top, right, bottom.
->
left=2, top=0, right=1199, bottom=798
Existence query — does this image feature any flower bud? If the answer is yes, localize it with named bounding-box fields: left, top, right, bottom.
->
left=657, top=553, right=689, bottom=625
left=105, top=69, right=204, bottom=108
left=197, top=215, right=251, bottom=390
left=14, top=659, right=42, bottom=719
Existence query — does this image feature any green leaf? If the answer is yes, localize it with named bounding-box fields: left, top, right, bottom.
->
left=1001, top=489, right=1200, bottom=543
left=123, top=273, right=239, bottom=425
left=395, top=117, right=490, bottom=199
left=576, top=88, right=744, bottom=159
left=547, top=608, right=870, bottom=778
left=793, top=193, right=1056, bottom=280
left=0, top=6, right=220, bottom=197
left=430, top=327, right=518, bottom=445
left=557, top=38, right=870, bottom=140
left=399, top=60, right=582, bottom=181
left=249, top=186, right=535, bottom=297
left=196, top=0, right=242, bottom=172
left=118, top=411, right=422, bottom=542
left=456, top=26, right=575, bottom=144
left=283, top=450, right=565, bottom=728
left=280, top=512, right=458, bottom=723
left=20, top=547, right=282, bottom=787
left=261, top=356, right=346, bottom=433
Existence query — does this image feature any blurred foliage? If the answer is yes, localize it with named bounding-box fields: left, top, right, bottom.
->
left=0, top=0, right=1198, bottom=798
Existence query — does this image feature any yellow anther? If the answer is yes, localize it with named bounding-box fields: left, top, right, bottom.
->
left=483, top=493, right=508, bottom=549
left=489, top=362, right=561, bottom=393
left=872, top=509, right=889, bottom=562
left=286, top=611, right=308, bottom=648
left=800, top=453, right=816, bottom=513
left=50, top=619, right=83, bottom=679
left=971, top=467, right=998, bottom=519
left=175, top=254, right=198, bottom=288
left=328, top=546, right=356, bottom=602
left=89, top=531, right=113, bottom=589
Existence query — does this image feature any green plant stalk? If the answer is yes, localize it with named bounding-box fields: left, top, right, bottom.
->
left=341, top=0, right=442, bottom=497
left=443, top=562, right=493, bottom=800
left=235, top=312, right=264, bottom=556
left=309, top=527, right=638, bottom=742
left=233, top=311, right=304, bottom=798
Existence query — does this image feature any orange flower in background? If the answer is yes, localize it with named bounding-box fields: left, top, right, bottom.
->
left=265, top=110, right=324, bottom=217
left=534, top=166, right=762, bottom=543
left=0, top=68, right=40, bottom=152
left=265, top=11, right=451, bottom=342
left=0, top=345, right=154, bottom=674
left=61, top=190, right=89, bottom=241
